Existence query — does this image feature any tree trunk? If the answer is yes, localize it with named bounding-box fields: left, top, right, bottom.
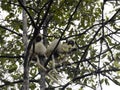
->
left=39, top=58, right=46, bottom=90
left=39, top=10, right=51, bottom=90
left=22, top=0, right=29, bottom=90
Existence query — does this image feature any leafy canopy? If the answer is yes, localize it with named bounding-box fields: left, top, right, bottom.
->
left=0, top=0, right=120, bottom=90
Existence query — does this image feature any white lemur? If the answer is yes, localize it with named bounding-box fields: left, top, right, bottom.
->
left=46, top=38, right=77, bottom=61
left=29, top=34, right=47, bottom=60
left=29, top=35, right=77, bottom=84
left=46, top=38, right=77, bottom=74
left=29, top=34, right=61, bottom=84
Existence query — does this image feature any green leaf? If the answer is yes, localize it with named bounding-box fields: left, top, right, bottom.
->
left=105, top=78, right=109, bottom=85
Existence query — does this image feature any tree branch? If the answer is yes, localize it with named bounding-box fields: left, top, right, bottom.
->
left=0, top=55, right=23, bottom=58
left=76, top=7, right=120, bottom=71
left=45, top=0, right=82, bottom=67
left=0, top=25, right=22, bottom=37
left=61, top=68, right=120, bottom=89
left=0, top=79, right=39, bottom=88
left=17, top=0, right=37, bottom=30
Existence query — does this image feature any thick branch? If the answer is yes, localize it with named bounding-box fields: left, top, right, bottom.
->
left=17, top=0, right=37, bottom=30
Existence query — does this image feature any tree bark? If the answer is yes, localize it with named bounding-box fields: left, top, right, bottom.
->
left=39, top=58, right=46, bottom=90
left=22, top=0, right=29, bottom=90
left=39, top=16, right=48, bottom=90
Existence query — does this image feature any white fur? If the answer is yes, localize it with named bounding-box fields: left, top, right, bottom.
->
left=33, top=42, right=47, bottom=56
left=46, top=39, right=73, bottom=57
left=29, top=40, right=47, bottom=57
left=29, top=36, right=61, bottom=84
left=46, top=39, right=62, bottom=57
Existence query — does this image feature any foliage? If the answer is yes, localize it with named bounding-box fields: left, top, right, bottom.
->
left=0, top=0, right=120, bottom=90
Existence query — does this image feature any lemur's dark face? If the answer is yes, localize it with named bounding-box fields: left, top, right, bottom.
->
left=36, top=35, right=42, bottom=42
left=67, top=40, right=75, bottom=46
left=67, top=39, right=77, bottom=52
